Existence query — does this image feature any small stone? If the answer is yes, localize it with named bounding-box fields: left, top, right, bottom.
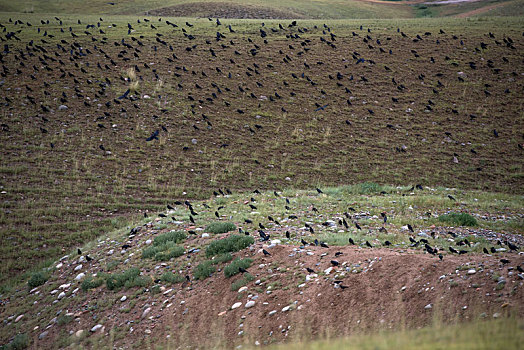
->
left=268, top=310, right=277, bottom=316
left=218, top=311, right=227, bottom=316
left=142, top=307, right=151, bottom=318
left=324, top=267, right=333, bottom=274
left=75, top=273, right=85, bottom=281
left=58, top=292, right=66, bottom=300
left=56, top=263, right=63, bottom=269
left=15, top=315, right=24, bottom=322
left=75, top=330, right=84, bottom=337
left=231, top=302, right=242, bottom=310
left=306, top=274, right=318, bottom=281
left=467, top=269, right=476, bottom=275
left=39, top=331, right=48, bottom=340
left=120, top=296, right=127, bottom=302
left=202, top=233, right=210, bottom=238
left=425, top=304, right=432, bottom=309
left=58, top=105, right=68, bottom=110
left=238, top=286, right=248, bottom=293
left=282, top=306, right=290, bottom=312
left=74, top=264, right=83, bottom=271
left=90, top=324, right=103, bottom=332
left=145, top=239, right=152, bottom=245
left=145, top=329, right=152, bottom=334
left=245, top=301, right=255, bottom=309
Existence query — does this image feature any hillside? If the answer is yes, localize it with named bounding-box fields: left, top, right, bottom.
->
left=0, top=0, right=522, bottom=18
left=1, top=186, right=523, bottom=348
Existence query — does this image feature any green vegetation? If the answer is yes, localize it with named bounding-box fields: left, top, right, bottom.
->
left=438, top=213, right=478, bottom=227
left=206, top=235, right=255, bottom=257
left=27, top=271, right=48, bottom=289
left=106, top=268, right=151, bottom=290
left=205, top=222, right=237, bottom=234
left=230, top=273, right=255, bottom=291
left=193, top=261, right=216, bottom=280
left=142, top=242, right=185, bottom=261
left=153, top=231, right=187, bottom=246
left=81, top=275, right=105, bottom=292
left=224, top=258, right=253, bottom=278
left=1, top=333, right=29, bottom=350
left=160, top=271, right=185, bottom=284
left=211, top=253, right=234, bottom=265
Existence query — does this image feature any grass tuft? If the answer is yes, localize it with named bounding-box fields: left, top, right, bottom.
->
left=205, top=222, right=237, bottom=234
left=27, top=271, right=49, bottom=289
left=206, top=235, right=254, bottom=257
left=438, top=212, right=477, bottom=226
left=224, top=258, right=253, bottom=278
left=193, top=261, right=216, bottom=280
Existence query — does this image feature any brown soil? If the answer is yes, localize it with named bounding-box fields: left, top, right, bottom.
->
left=454, top=1, right=510, bottom=17
left=148, top=2, right=306, bottom=19
left=7, top=234, right=523, bottom=349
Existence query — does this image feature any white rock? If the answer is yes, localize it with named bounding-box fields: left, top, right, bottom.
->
left=425, top=304, right=432, bottom=309
left=231, top=302, right=242, bottom=310
left=142, top=307, right=151, bottom=318
left=467, top=269, right=476, bottom=275
left=56, top=263, right=63, bottom=269
left=58, top=105, right=68, bottom=110
left=238, top=286, right=248, bottom=293
left=306, top=274, right=318, bottom=281
left=58, top=292, right=66, bottom=300
left=75, top=330, right=84, bottom=337
left=245, top=301, right=255, bottom=309
left=15, top=314, right=24, bottom=322
left=202, top=233, right=210, bottom=238
left=268, top=310, right=277, bottom=316
left=75, top=273, right=85, bottom=281
left=120, top=296, right=127, bottom=302
left=282, top=306, right=290, bottom=312
left=59, top=283, right=71, bottom=289
left=90, top=324, right=103, bottom=332
left=271, top=239, right=281, bottom=245
left=324, top=267, right=333, bottom=274
left=74, top=264, right=83, bottom=271
left=145, top=239, right=152, bottom=245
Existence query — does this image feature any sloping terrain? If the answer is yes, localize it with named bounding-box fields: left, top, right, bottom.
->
left=1, top=186, right=523, bottom=348
left=0, top=15, right=522, bottom=288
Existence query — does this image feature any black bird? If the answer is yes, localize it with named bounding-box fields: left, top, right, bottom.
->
left=500, top=259, right=510, bottom=265
left=506, top=241, right=519, bottom=251
left=189, top=215, right=195, bottom=224
left=77, top=248, right=82, bottom=255
left=348, top=237, right=355, bottom=245
left=85, top=255, right=93, bottom=262
left=316, top=188, right=324, bottom=194
left=438, top=254, right=443, bottom=261
left=448, top=195, right=456, bottom=201
left=407, top=224, right=414, bottom=232
left=330, top=260, right=339, bottom=266
left=263, top=249, right=271, bottom=256
left=517, top=266, right=524, bottom=273
left=238, top=267, right=248, bottom=274
left=306, top=267, right=315, bottom=274
left=286, top=231, right=290, bottom=239
left=449, top=247, right=459, bottom=254
left=384, top=240, right=391, bottom=246
left=490, top=247, right=497, bottom=254
left=355, top=222, right=362, bottom=230
left=365, top=241, right=372, bottom=248
left=146, top=130, right=159, bottom=141
left=301, top=239, right=308, bottom=246
left=320, top=242, right=329, bottom=248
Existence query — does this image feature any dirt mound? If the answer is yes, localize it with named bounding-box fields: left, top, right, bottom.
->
left=147, top=2, right=306, bottom=19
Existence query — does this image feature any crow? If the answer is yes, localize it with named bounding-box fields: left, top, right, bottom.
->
left=306, top=267, right=315, bottom=274
left=262, top=249, right=271, bottom=256
left=365, top=241, right=372, bottom=248
left=407, top=224, right=414, bottom=232
left=330, top=260, right=339, bottom=266
left=301, top=239, right=308, bottom=246
left=146, top=130, right=159, bottom=141
left=348, top=237, right=355, bottom=245
left=449, top=247, right=459, bottom=254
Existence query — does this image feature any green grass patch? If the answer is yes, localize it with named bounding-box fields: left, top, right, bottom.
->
left=224, top=258, right=253, bottom=278
left=212, top=253, right=234, bottom=265
left=438, top=213, right=478, bottom=227
left=193, top=261, right=216, bottom=280
left=231, top=273, right=255, bottom=291
left=160, top=271, right=185, bottom=284
left=27, top=271, right=49, bottom=289
left=81, top=275, right=105, bottom=292
left=106, top=268, right=151, bottom=290
left=205, top=222, right=237, bottom=234
left=142, top=241, right=185, bottom=261
left=206, top=235, right=254, bottom=257
left=153, top=230, right=187, bottom=246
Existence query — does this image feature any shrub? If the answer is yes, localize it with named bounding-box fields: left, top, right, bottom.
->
left=9, top=333, right=29, bottom=350
left=161, top=272, right=185, bottom=284
left=438, top=212, right=477, bottom=226
left=124, top=275, right=152, bottom=289
left=106, top=268, right=140, bottom=290
left=206, top=235, right=254, bottom=257
left=81, top=276, right=105, bottom=291
left=154, top=245, right=185, bottom=261
left=205, top=222, right=237, bottom=234
left=193, top=261, right=215, bottom=280
left=57, top=315, right=73, bottom=326
left=28, top=271, right=48, bottom=288
left=224, top=258, right=253, bottom=278
left=231, top=273, right=254, bottom=291
left=142, top=245, right=160, bottom=259
left=153, top=231, right=187, bottom=246
left=212, top=253, right=233, bottom=265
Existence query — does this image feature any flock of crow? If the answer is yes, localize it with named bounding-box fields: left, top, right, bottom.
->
left=149, top=187, right=523, bottom=288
